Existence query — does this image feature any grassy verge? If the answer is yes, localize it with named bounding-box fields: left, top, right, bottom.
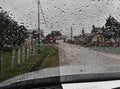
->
left=89, top=46, right=120, bottom=55
left=40, top=45, right=59, bottom=69
left=0, top=45, right=59, bottom=82
left=67, top=41, right=120, bottom=55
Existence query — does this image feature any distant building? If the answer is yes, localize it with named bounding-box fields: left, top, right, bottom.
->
left=92, top=33, right=105, bottom=45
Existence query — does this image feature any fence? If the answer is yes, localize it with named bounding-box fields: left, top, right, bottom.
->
left=0, top=44, right=37, bottom=77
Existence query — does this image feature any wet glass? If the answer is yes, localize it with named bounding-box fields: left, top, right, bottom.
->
left=0, top=0, right=120, bottom=88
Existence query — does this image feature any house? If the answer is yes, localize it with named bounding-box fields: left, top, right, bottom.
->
left=92, top=33, right=105, bottom=45
left=73, top=33, right=92, bottom=44
left=91, top=26, right=106, bottom=45
left=73, top=35, right=85, bottom=44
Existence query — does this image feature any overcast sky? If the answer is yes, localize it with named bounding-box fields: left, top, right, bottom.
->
left=0, top=0, right=120, bottom=36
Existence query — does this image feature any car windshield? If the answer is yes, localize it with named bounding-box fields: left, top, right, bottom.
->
left=0, top=0, right=120, bottom=85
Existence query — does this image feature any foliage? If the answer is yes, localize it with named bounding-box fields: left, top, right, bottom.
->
left=0, top=10, right=28, bottom=49
left=0, top=9, right=28, bottom=75
left=0, top=45, right=59, bottom=82
left=91, top=15, right=120, bottom=42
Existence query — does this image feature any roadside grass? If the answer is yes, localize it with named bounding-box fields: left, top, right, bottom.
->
left=0, top=45, right=59, bottom=82
left=67, top=42, right=120, bottom=55
left=89, top=46, right=120, bottom=55
left=40, top=45, right=59, bottom=69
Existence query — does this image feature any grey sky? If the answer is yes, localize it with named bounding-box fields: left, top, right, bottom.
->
left=0, top=0, right=120, bottom=36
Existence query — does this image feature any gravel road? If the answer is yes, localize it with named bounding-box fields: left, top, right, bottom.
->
left=58, top=43, right=120, bottom=75
left=59, top=43, right=120, bottom=66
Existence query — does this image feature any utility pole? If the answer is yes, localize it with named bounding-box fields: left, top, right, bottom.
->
left=70, top=27, right=73, bottom=41
left=82, top=27, right=85, bottom=37
left=37, top=0, right=41, bottom=53
left=38, top=0, right=40, bottom=33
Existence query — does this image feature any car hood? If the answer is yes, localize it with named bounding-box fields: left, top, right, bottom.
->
left=1, top=65, right=120, bottom=88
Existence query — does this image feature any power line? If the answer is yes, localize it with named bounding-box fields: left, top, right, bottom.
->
left=9, top=1, right=34, bottom=17
left=39, top=0, right=48, bottom=28
left=2, top=1, right=36, bottom=30
left=13, top=2, right=36, bottom=18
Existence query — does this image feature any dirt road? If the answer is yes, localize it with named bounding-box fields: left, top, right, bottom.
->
left=58, top=43, right=120, bottom=74
left=59, top=43, right=120, bottom=66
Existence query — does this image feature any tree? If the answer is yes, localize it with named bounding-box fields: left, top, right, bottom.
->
left=104, top=15, right=120, bottom=43
left=0, top=9, right=28, bottom=74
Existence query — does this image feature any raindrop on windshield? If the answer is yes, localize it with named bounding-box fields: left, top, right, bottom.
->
left=79, top=10, right=82, bottom=13
left=61, top=10, right=65, bottom=14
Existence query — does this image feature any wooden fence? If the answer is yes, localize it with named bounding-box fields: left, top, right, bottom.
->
left=0, top=44, right=37, bottom=77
